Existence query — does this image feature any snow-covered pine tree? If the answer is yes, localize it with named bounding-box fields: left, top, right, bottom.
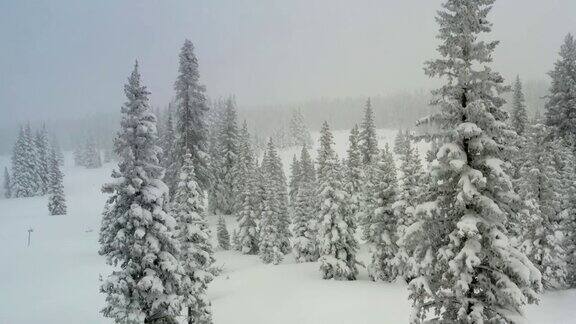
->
left=510, top=76, right=529, bottom=137
left=174, top=39, right=211, bottom=193
left=212, top=97, right=240, bottom=215
left=299, top=143, right=316, bottom=184
left=84, top=137, right=102, bottom=169
left=363, top=144, right=398, bottom=281
left=405, top=1, right=541, bottom=322
left=266, top=139, right=291, bottom=254
left=359, top=98, right=379, bottom=165
left=518, top=123, right=567, bottom=290
left=217, top=216, right=231, bottom=250
left=394, top=129, right=408, bottom=156
left=99, top=62, right=189, bottom=324
left=345, top=124, right=364, bottom=221
left=50, top=136, right=65, bottom=166
left=288, top=155, right=301, bottom=206
left=317, top=121, right=358, bottom=280
left=559, top=146, right=576, bottom=288
left=160, top=106, right=177, bottom=194
left=171, top=150, right=215, bottom=324
left=545, top=34, right=576, bottom=146
left=393, top=138, right=423, bottom=243
left=258, top=139, right=289, bottom=264
left=3, top=167, right=11, bottom=198
left=234, top=121, right=260, bottom=255
left=47, top=146, right=66, bottom=216
left=34, top=126, right=51, bottom=195
left=231, top=228, right=241, bottom=251
left=11, top=125, right=41, bottom=197
left=289, top=108, right=313, bottom=147
left=291, top=145, right=320, bottom=262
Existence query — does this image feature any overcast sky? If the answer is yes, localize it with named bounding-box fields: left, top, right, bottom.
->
left=1, top=0, right=575, bottom=124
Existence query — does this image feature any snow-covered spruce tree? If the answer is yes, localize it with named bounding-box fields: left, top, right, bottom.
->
left=84, top=137, right=102, bottom=169
left=346, top=124, right=364, bottom=221
left=393, top=129, right=408, bottom=156
left=363, top=144, right=398, bottom=281
left=171, top=151, right=215, bottom=324
left=99, top=62, right=189, bottom=324
left=317, top=121, right=358, bottom=280
left=288, top=155, right=301, bottom=206
left=258, top=139, right=289, bottom=264
left=47, top=146, right=66, bottom=216
left=160, top=107, right=177, bottom=194
left=237, top=176, right=261, bottom=254
left=173, top=39, right=211, bottom=193
left=50, top=136, right=65, bottom=166
left=291, top=145, right=320, bottom=262
left=217, top=216, right=231, bottom=250
left=508, top=76, right=530, bottom=184
left=265, top=139, right=291, bottom=254
left=3, top=167, right=11, bottom=198
left=404, top=1, right=541, bottom=322
left=510, top=76, right=529, bottom=137
left=231, top=121, right=254, bottom=213
left=11, top=125, right=41, bottom=197
left=518, top=123, right=567, bottom=290
left=209, top=97, right=239, bottom=215
left=359, top=98, right=379, bottom=165
left=393, top=138, right=423, bottom=240
left=558, top=146, right=576, bottom=288
left=231, top=229, right=241, bottom=251
left=289, top=108, right=313, bottom=147
left=545, top=34, right=576, bottom=145
left=234, top=122, right=260, bottom=255
left=34, top=126, right=51, bottom=195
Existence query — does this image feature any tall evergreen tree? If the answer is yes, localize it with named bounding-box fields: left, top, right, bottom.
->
left=171, top=151, right=215, bottom=324
left=258, top=139, right=289, bottom=264
left=359, top=98, right=378, bottom=165
left=160, top=107, right=177, bottom=194
left=234, top=121, right=260, bottom=255
left=346, top=124, right=364, bottom=221
left=11, top=125, right=40, bottom=197
left=510, top=75, right=529, bottom=136
left=50, top=135, right=65, bottom=166
left=289, top=108, right=313, bottom=147
left=291, top=145, right=319, bottom=262
left=47, top=147, right=66, bottom=216
left=210, top=97, right=239, bottom=215
left=545, top=34, right=576, bottom=146
left=217, top=216, right=231, bottom=250
left=34, top=126, right=51, bottom=195
left=317, top=122, right=358, bottom=280
left=394, top=129, right=409, bottom=156
left=84, top=136, right=102, bottom=169
left=405, top=1, right=541, bottom=322
left=174, top=39, right=211, bottom=193
left=3, top=167, right=11, bottom=198
left=363, top=145, right=398, bottom=281
left=288, top=155, right=301, bottom=206
left=518, top=123, right=567, bottom=290
left=99, top=62, right=189, bottom=324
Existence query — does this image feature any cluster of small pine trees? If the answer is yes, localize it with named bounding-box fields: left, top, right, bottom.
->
left=4, top=124, right=66, bottom=215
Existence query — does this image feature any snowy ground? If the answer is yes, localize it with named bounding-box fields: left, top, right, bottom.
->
left=1, top=129, right=576, bottom=323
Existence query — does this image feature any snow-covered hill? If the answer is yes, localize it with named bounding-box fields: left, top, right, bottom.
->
left=1, top=130, right=575, bottom=323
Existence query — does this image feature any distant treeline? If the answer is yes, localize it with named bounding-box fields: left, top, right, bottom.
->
left=0, top=79, right=548, bottom=155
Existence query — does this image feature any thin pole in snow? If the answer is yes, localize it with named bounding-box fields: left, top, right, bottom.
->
left=27, top=227, right=34, bottom=247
